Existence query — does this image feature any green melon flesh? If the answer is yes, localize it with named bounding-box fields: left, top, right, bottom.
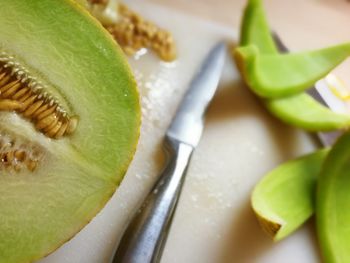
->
left=252, top=149, right=328, bottom=241
left=317, top=132, right=350, bottom=263
left=265, top=92, right=350, bottom=131
left=0, top=0, right=140, bottom=262
left=235, top=43, right=350, bottom=98
left=239, top=0, right=277, bottom=54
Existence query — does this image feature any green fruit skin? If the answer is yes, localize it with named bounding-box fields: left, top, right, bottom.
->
left=0, top=0, right=140, bottom=262
left=265, top=92, right=350, bottom=131
left=252, top=149, right=328, bottom=241
left=317, top=132, right=350, bottom=263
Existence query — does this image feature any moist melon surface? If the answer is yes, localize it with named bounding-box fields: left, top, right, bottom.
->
left=0, top=0, right=140, bottom=262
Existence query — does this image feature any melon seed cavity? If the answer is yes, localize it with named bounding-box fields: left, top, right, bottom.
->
left=0, top=132, right=43, bottom=172
left=0, top=51, right=78, bottom=139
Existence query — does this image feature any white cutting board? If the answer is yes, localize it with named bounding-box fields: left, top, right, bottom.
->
left=40, top=2, right=319, bottom=263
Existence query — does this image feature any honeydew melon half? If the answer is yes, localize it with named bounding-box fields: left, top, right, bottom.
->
left=0, top=0, right=140, bottom=262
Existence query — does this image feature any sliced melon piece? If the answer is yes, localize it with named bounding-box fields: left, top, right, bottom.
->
left=252, top=149, right=328, bottom=241
left=317, top=132, right=350, bottom=263
left=234, top=43, right=350, bottom=98
left=236, top=0, right=350, bottom=132
left=0, top=0, right=140, bottom=262
left=239, top=0, right=278, bottom=54
left=265, top=92, right=350, bottom=131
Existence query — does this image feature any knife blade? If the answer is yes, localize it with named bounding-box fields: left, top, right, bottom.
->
left=111, top=41, right=226, bottom=263
left=167, top=42, right=227, bottom=147
left=272, top=33, right=343, bottom=147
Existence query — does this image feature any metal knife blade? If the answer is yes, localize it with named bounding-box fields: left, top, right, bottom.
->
left=111, top=42, right=226, bottom=263
left=272, top=33, right=343, bottom=147
left=166, top=42, right=227, bottom=147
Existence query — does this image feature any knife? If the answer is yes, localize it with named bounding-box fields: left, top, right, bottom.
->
left=272, top=33, right=343, bottom=147
left=111, top=42, right=226, bottom=263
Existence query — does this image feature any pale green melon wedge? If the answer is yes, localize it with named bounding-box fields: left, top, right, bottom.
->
left=240, top=0, right=277, bottom=54
left=0, top=0, right=140, bottom=262
left=265, top=92, right=350, bottom=131
left=317, top=132, right=350, bottom=263
left=252, top=149, right=328, bottom=241
left=235, top=43, right=350, bottom=98
left=236, top=0, right=350, bottom=131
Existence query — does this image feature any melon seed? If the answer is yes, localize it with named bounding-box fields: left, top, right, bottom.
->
left=87, top=0, right=177, bottom=61
left=14, top=150, right=26, bottom=161
left=0, top=56, right=78, bottom=139
left=0, top=99, right=22, bottom=111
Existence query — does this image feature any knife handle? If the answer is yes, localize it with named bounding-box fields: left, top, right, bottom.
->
left=111, top=137, right=194, bottom=263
